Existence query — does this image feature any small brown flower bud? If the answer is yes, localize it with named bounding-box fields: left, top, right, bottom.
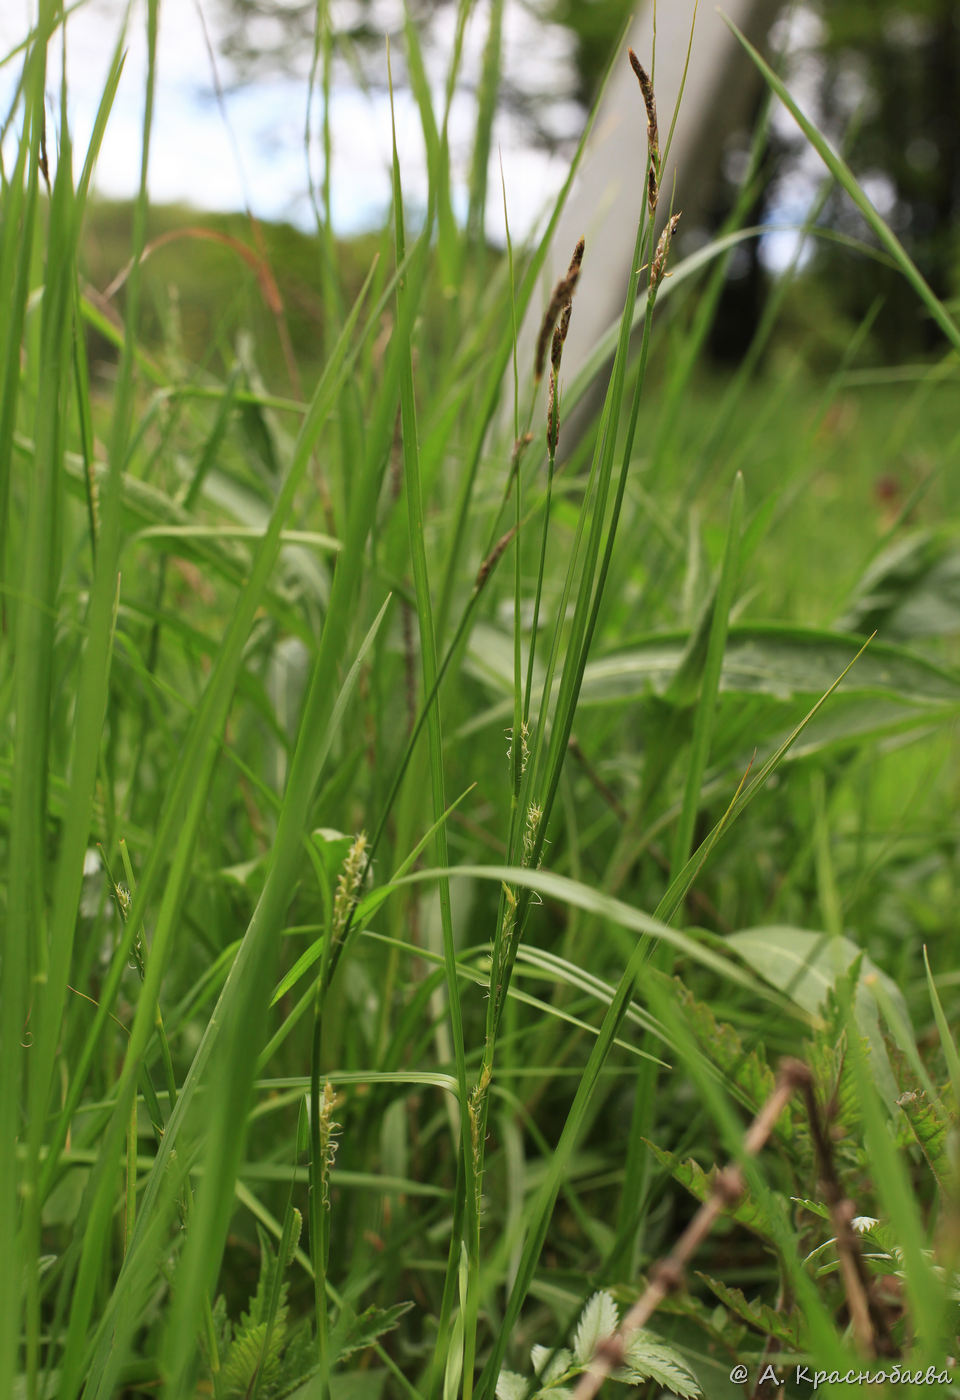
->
left=650, top=212, right=681, bottom=287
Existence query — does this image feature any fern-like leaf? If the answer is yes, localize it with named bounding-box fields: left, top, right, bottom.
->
left=618, top=1331, right=702, bottom=1398
left=496, top=1368, right=529, bottom=1400
left=530, top=1345, right=573, bottom=1383
left=572, top=1290, right=618, bottom=1365
left=221, top=1321, right=280, bottom=1398
left=897, top=1089, right=954, bottom=1187
left=339, top=1301, right=414, bottom=1360
left=673, top=982, right=781, bottom=1126
left=645, top=1141, right=787, bottom=1241
left=694, top=1272, right=801, bottom=1347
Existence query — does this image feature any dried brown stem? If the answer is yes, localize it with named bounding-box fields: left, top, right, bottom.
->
left=573, top=1060, right=808, bottom=1400
left=797, top=1072, right=894, bottom=1356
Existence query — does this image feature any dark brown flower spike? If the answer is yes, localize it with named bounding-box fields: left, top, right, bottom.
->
left=534, top=236, right=585, bottom=382
left=551, top=304, right=571, bottom=374
left=629, top=49, right=659, bottom=213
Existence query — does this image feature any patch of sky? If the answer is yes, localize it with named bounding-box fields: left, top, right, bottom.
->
left=0, top=0, right=578, bottom=245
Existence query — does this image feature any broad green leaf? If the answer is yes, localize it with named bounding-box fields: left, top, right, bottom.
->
left=727, top=927, right=906, bottom=1021
left=460, top=625, right=960, bottom=761
left=728, top=926, right=908, bottom=1102
left=838, top=530, right=960, bottom=641
left=579, top=627, right=960, bottom=707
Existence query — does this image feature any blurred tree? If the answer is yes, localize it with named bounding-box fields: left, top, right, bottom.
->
left=777, top=0, right=960, bottom=352
left=210, top=0, right=632, bottom=153
left=208, top=0, right=958, bottom=354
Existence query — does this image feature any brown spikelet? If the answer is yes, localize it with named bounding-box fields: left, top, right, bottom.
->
left=534, top=237, right=585, bottom=381
left=647, top=166, right=658, bottom=215
left=629, top=49, right=659, bottom=213
left=505, top=431, right=535, bottom=503
left=510, top=431, right=534, bottom=476
left=651, top=212, right=681, bottom=287
left=546, top=371, right=558, bottom=457
left=550, top=324, right=563, bottom=375
left=474, top=526, right=518, bottom=592
left=551, top=304, right=571, bottom=374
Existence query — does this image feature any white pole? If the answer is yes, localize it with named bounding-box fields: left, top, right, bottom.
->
left=516, top=0, right=780, bottom=408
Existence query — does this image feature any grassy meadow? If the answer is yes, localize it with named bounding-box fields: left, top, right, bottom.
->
left=3, top=4, right=960, bottom=1398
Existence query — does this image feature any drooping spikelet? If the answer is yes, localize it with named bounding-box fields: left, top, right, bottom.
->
left=651, top=212, right=682, bottom=288
left=534, top=236, right=585, bottom=382
left=629, top=49, right=659, bottom=214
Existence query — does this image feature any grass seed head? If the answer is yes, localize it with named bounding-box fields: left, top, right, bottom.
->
left=317, top=1081, right=342, bottom=1209
left=651, top=212, right=681, bottom=287
left=522, top=802, right=543, bottom=868
left=551, top=304, right=571, bottom=374
left=534, top=236, right=585, bottom=382
left=546, top=370, right=559, bottom=456
left=332, top=832, right=368, bottom=942
left=629, top=49, right=659, bottom=212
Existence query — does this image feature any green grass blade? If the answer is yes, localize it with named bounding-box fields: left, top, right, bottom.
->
left=669, top=473, right=743, bottom=878
left=922, top=947, right=960, bottom=1108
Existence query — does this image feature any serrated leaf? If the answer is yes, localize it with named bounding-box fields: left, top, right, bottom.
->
left=694, top=1272, right=800, bottom=1346
left=803, top=1025, right=869, bottom=1152
left=242, top=1225, right=281, bottom=1332
left=728, top=926, right=909, bottom=1102
left=338, top=1300, right=413, bottom=1361
left=672, top=982, right=780, bottom=1124
left=652, top=1283, right=749, bottom=1352
left=496, top=1369, right=530, bottom=1400
left=646, top=1141, right=787, bottom=1241
left=222, top=1321, right=276, bottom=1397
left=530, top=1346, right=573, bottom=1382
left=572, top=1290, right=619, bottom=1364
left=897, top=1090, right=955, bottom=1188
left=791, top=1197, right=830, bottom=1223
left=619, top=1331, right=702, bottom=1397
